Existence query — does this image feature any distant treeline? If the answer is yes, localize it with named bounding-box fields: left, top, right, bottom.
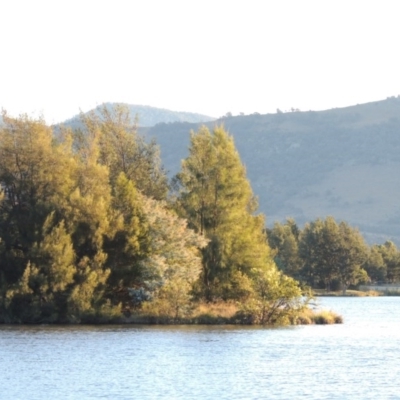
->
left=267, top=217, right=400, bottom=292
left=0, top=105, right=306, bottom=325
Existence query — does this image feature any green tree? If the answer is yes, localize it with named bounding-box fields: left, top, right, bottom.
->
left=0, top=112, right=118, bottom=322
left=0, top=112, right=76, bottom=286
left=102, top=172, right=149, bottom=309
left=239, top=268, right=304, bottom=325
left=298, top=218, right=330, bottom=288
left=5, top=216, right=76, bottom=322
left=336, top=221, right=369, bottom=293
left=175, top=125, right=277, bottom=301
left=267, top=219, right=302, bottom=280
left=135, top=195, right=207, bottom=318
left=78, top=104, right=168, bottom=200
left=299, top=217, right=368, bottom=292
left=363, top=245, right=386, bottom=283
left=378, top=241, right=400, bottom=283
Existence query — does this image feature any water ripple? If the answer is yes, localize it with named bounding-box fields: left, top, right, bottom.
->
left=1, top=297, right=400, bottom=399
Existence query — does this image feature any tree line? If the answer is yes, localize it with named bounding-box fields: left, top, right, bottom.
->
left=267, top=217, right=400, bottom=292
left=0, top=105, right=305, bottom=324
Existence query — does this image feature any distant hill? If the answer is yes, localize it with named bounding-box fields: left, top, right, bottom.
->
left=62, top=103, right=215, bottom=129
left=142, top=97, right=400, bottom=244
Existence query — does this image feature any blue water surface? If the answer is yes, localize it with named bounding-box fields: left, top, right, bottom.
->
left=1, top=297, right=400, bottom=399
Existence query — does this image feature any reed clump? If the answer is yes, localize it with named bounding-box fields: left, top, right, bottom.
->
left=292, top=308, right=343, bottom=325
left=311, top=310, right=343, bottom=324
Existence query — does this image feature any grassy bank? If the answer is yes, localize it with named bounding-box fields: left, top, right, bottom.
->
left=123, top=302, right=343, bottom=326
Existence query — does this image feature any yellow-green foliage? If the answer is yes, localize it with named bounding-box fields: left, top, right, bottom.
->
left=80, top=104, right=168, bottom=200
left=176, top=126, right=281, bottom=302
left=237, top=268, right=305, bottom=325
left=0, top=108, right=206, bottom=323
left=135, top=196, right=207, bottom=318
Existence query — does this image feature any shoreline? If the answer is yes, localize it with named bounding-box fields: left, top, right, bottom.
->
left=313, top=289, right=400, bottom=297
left=0, top=307, right=343, bottom=326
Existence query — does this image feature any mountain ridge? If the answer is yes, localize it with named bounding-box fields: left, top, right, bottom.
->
left=141, top=97, right=400, bottom=244
left=62, top=103, right=215, bottom=129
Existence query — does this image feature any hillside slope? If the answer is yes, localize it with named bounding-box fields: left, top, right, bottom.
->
left=143, top=97, right=400, bottom=244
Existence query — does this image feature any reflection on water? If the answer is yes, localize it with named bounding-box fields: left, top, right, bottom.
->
left=1, top=297, right=400, bottom=399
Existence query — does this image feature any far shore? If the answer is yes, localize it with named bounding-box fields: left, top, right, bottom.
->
left=313, top=289, right=400, bottom=297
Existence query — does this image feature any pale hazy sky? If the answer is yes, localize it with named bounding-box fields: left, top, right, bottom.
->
left=1, top=0, right=400, bottom=124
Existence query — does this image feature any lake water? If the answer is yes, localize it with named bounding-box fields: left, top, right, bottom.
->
left=1, top=297, right=400, bottom=399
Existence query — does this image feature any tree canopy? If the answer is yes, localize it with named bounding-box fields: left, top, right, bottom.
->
left=174, top=125, right=302, bottom=309
left=269, top=216, right=370, bottom=293
left=0, top=108, right=203, bottom=323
